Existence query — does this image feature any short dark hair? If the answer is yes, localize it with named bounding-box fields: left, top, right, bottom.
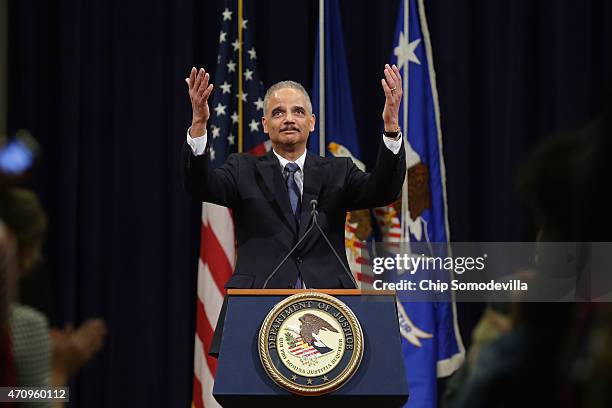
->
left=263, top=80, right=313, bottom=114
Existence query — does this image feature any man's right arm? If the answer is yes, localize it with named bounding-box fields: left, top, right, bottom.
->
left=181, top=139, right=240, bottom=208
left=186, top=128, right=208, bottom=156
left=182, top=67, right=239, bottom=207
left=185, top=66, right=212, bottom=155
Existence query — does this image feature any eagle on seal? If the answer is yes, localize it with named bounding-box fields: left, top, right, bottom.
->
left=299, top=313, right=339, bottom=352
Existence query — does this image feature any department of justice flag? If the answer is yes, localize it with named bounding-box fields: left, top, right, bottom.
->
left=385, top=0, right=465, bottom=407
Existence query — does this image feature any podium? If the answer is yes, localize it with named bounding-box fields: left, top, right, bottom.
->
left=212, top=289, right=409, bottom=407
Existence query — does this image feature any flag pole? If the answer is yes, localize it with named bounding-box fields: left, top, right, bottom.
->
left=238, top=0, right=244, bottom=153
left=318, top=0, right=325, bottom=157
left=400, top=0, right=410, bottom=243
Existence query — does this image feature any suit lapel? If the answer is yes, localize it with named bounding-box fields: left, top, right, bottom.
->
left=255, top=151, right=298, bottom=234
left=298, top=152, right=323, bottom=238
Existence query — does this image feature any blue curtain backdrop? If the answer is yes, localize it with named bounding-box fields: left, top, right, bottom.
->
left=7, top=0, right=612, bottom=406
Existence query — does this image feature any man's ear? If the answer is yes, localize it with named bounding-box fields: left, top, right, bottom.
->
left=309, top=114, right=316, bottom=132
left=261, top=116, right=268, bottom=134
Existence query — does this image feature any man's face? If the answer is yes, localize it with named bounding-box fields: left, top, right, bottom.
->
left=262, top=88, right=315, bottom=150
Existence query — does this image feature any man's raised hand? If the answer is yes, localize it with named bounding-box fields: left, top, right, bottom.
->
left=381, top=64, right=403, bottom=133
left=186, top=67, right=214, bottom=137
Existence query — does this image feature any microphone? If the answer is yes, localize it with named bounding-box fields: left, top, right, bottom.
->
left=262, top=200, right=358, bottom=289
left=310, top=198, right=318, bottom=215
left=262, top=203, right=317, bottom=289
left=310, top=200, right=358, bottom=288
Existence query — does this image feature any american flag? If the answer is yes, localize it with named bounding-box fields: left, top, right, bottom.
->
left=192, top=1, right=269, bottom=407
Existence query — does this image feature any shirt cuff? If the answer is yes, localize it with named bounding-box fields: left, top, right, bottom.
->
left=382, top=133, right=403, bottom=155
left=187, top=128, right=208, bottom=156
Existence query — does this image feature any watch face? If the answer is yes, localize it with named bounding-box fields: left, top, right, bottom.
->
left=384, top=131, right=401, bottom=138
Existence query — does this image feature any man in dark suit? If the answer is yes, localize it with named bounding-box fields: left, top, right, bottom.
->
left=183, top=64, right=406, bottom=290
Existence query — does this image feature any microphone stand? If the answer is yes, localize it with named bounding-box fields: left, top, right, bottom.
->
left=262, top=203, right=317, bottom=289
left=310, top=200, right=358, bottom=288
left=262, top=200, right=358, bottom=289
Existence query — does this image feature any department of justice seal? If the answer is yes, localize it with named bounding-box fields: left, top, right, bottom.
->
left=258, top=292, right=364, bottom=396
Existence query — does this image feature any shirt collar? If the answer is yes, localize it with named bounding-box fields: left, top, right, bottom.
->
left=272, top=149, right=307, bottom=172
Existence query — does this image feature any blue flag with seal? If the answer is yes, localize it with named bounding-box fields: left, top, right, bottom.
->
left=311, top=2, right=464, bottom=406
left=383, top=0, right=465, bottom=407
left=311, top=0, right=378, bottom=288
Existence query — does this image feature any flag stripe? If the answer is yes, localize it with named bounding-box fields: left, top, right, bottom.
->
left=200, top=222, right=233, bottom=296
left=290, top=348, right=320, bottom=357
left=194, top=334, right=221, bottom=408
left=288, top=338, right=321, bottom=356
left=192, top=375, right=203, bottom=408
left=299, top=349, right=321, bottom=357
left=247, top=142, right=267, bottom=156
left=288, top=344, right=313, bottom=352
left=198, top=261, right=224, bottom=329
left=355, top=272, right=374, bottom=284
left=194, top=204, right=228, bottom=406
left=196, top=297, right=218, bottom=376
left=204, top=204, right=236, bottom=266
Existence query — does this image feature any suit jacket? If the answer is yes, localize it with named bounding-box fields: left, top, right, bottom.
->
left=183, top=139, right=406, bottom=290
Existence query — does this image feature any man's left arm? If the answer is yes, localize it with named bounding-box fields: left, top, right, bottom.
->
left=344, top=64, right=407, bottom=210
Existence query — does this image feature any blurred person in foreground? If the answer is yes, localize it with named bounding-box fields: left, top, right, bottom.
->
left=1, top=220, right=19, bottom=389
left=450, top=107, right=612, bottom=408
left=0, top=188, right=108, bottom=398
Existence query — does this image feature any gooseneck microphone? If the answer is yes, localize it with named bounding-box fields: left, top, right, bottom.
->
left=262, top=201, right=318, bottom=288
left=263, top=200, right=358, bottom=289
left=310, top=200, right=358, bottom=288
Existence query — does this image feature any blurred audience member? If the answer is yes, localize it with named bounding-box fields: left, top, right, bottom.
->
left=1, top=221, right=18, bottom=390
left=0, top=188, right=107, bottom=393
left=442, top=303, right=512, bottom=405
left=449, top=107, right=611, bottom=408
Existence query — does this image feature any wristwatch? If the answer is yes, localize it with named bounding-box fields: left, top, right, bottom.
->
left=383, top=130, right=402, bottom=140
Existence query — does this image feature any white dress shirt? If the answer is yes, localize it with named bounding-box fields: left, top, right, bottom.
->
left=186, top=128, right=403, bottom=198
